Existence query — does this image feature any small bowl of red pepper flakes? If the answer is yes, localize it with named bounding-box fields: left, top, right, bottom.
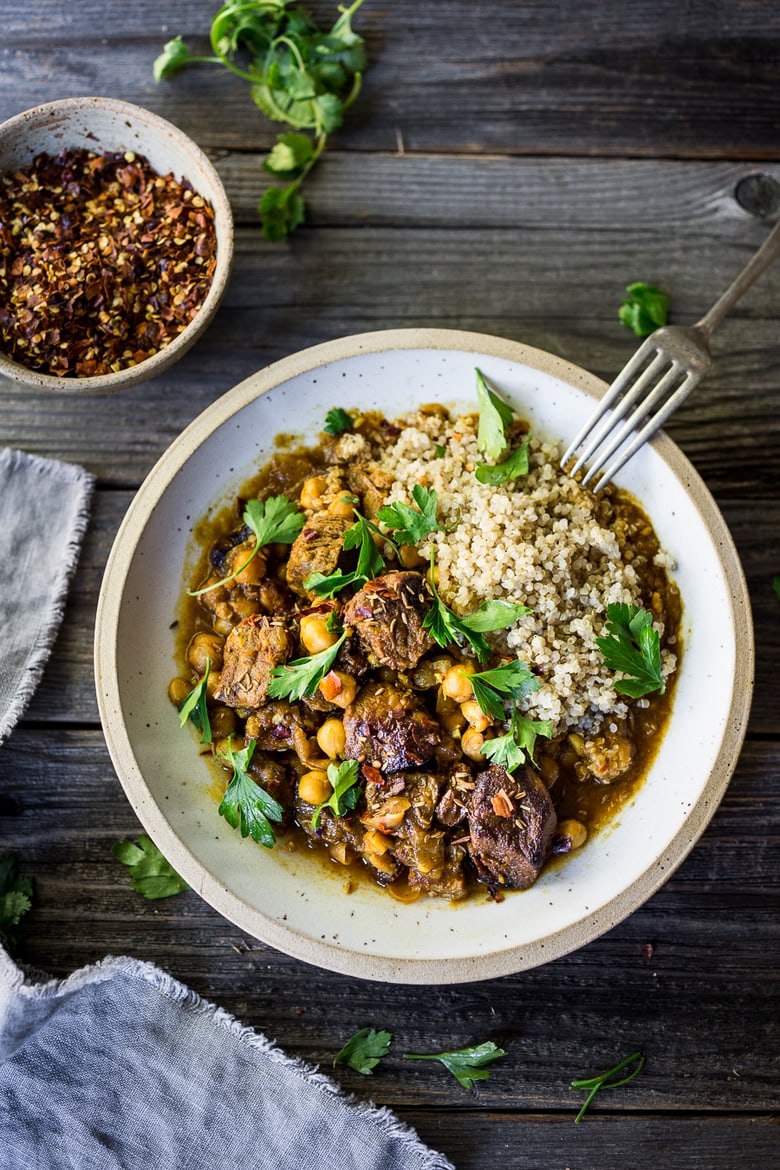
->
left=0, top=96, right=233, bottom=393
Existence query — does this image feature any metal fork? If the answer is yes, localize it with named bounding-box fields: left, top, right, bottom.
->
left=561, top=215, right=780, bottom=490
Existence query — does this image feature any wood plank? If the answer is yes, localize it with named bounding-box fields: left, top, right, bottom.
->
left=2, top=2, right=780, bottom=157
left=0, top=731, right=777, bottom=1112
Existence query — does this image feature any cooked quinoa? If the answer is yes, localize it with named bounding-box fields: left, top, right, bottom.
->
left=374, top=410, right=677, bottom=734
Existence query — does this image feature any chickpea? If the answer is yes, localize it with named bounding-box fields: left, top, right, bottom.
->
left=206, top=670, right=221, bottom=699
left=411, top=655, right=454, bottom=690
left=187, top=631, right=224, bottom=674
left=557, top=818, right=588, bottom=850
left=317, top=717, right=346, bottom=759
left=398, top=543, right=425, bottom=569
left=210, top=706, right=237, bottom=740
left=441, top=663, right=475, bottom=704
left=438, top=699, right=467, bottom=734
left=299, top=475, right=327, bottom=510
left=461, top=726, right=487, bottom=761
left=319, top=670, right=358, bottom=708
left=168, top=677, right=191, bottom=707
left=461, top=699, right=492, bottom=732
left=327, top=496, right=356, bottom=519
left=299, top=613, right=340, bottom=655
left=292, top=726, right=318, bottom=764
left=298, top=769, right=333, bottom=806
left=231, top=547, right=267, bottom=587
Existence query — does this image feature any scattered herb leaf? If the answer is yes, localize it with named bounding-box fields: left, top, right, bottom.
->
left=570, top=1050, right=646, bottom=1123
left=333, top=1026, right=393, bottom=1075
left=469, top=661, right=539, bottom=721
left=0, top=854, right=33, bottom=950
left=434, top=443, right=446, bottom=458
left=324, top=407, right=355, bottom=435
left=773, top=574, right=780, bottom=603
left=596, top=603, right=664, bottom=697
left=311, top=759, right=361, bottom=831
left=404, top=1041, right=507, bottom=1090
left=189, top=495, right=304, bottom=597
left=304, top=512, right=389, bottom=597
left=475, top=435, right=531, bottom=485
left=178, top=659, right=213, bottom=745
left=423, top=552, right=521, bottom=663
left=475, top=368, right=514, bottom=461
left=481, top=707, right=554, bottom=772
left=619, top=282, right=669, bottom=337
left=459, top=599, right=531, bottom=634
left=377, top=485, right=445, bottom=546
left=112, top=836, right=189, bottom=900
left=267, top=631, right=347, bottom=700
left=217, top=737, right=284, bottom=847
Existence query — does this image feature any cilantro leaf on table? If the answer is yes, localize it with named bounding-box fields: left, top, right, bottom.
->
left=0, top=854, right=34, bottom=950
left=403, top=1041, right=507, bottom=1090
left=189, top=494, right=304, bottom=597
left=618, top=282, right=670, bottom=337
left=304, top=512, right=389, bottom=598
left=217, top=737, right=285, bottom=847
left=596, top=603, right=665, bottom=697
left=481, top=708, right=554, bottom=773
left=112, top=836, right=190, bottom=900
left=324, top=407, right=355, bottom=435
left=469, top=660, right=539, bottom=721
left=178, top=658, right=213, bottom=745
left=267, top=631, right=347, bottom=700
left=311, top=759, right=361, bottom=831
left=333, top=1026, right=393, bottom=1075
left=475, top=435, right=530, bottom=485
left=475, top=368, right=514, bottom=462
left=377, top=485, right=444, bottom=546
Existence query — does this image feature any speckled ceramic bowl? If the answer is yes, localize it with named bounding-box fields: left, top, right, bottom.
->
left=0, top=96, right=233, bottom=393
left=94, top=329, right=754, bottom=983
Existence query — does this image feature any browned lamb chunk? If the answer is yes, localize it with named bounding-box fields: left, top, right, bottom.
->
left=343, top=681, right=440, bottom=772
left=346, top=463, right=395, bottom=519
left=285, top=511, right=352, bottom=597
left=467, top=764, right=557, bottom=890
left=343, top=571, right=435, bottom=670
left=214, top=614, right=293, bottom=708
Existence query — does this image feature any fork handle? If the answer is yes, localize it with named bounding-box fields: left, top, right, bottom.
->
left=695, top=215, right=780, bottom=340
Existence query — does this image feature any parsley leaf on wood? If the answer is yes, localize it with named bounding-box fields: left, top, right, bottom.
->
left=324, top=407, right=355, bottom=435
left=377, top=485, right=444, bottom=547
left=596, top=603, right=665, bottom=697
left=475, top=435, right=530, bottom=485
left=112, top=836, right=190, bottom=900
left=267, top=631, right=347, bottom=700
left=570, top=1051, right=646, bottom=1123
left=333, top=1027, right=393, bottom=1075
left=619, top=282, right=670, bottom=337
left=311, top=759, right=361, bottom=830
left=178, top=659, right=213, bottom=746
left=0, top=854, right=33, bottom=950
left=217, top=737, right=285, bottom=847
left=189, top=494, right=304, bottom=597
left=475, top=368, right=514, bottom=462
left=469, top=660, right=539, bottom=721
left=404, top=1041, right=507, bottom=1090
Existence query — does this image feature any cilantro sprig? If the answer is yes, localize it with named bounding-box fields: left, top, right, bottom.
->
left=469, top=660, right=539, bottom=721
left=619, top=282, right=669, bottom=337
left=154, top=1, right=367, bottom=240
left=310, top=759, right=361, bottom=830
left=423, top=551, right=525, bottom=663
left=377, top=485, right=445, bottom=547
left=189, top=495, right=304, bottom=598
left=570, top=1051, right=646, bottom=1123
left=333, top=1027, right=393, bottom=1075
left=304, top=511, right=388, bottom=598
left=267, top=631, right=347, bottom=700
left=112, top=836, right=190, bottom=900
left=481, top=708, right=555, bottom=773
left=324, top=407, right=355, bottom=435
left=403, top=1041, right=507, bottom=1090
left=178, top=659, right=212, bottom=745
left=596, top=603, right=665, bottom=697
left=0, top=854, right=33, bottom=950
left=217, top=737, right=285, bottom=847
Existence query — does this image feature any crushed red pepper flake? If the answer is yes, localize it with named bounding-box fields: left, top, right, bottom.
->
left=0, top=148, right=218, bottom=378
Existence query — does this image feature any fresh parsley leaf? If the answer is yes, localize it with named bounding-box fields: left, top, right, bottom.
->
left=217, top=737, right=285, bottom=847
left=112, top=836, right=189, bottom=900
left=404, top=1041, right=507, bottom=1090
left=311, top=759, right=361, bottom=831
left=469, top=661, right=539, bottom=721
left=267, top=631, right=347, bottom=700
left=304, top=512, right=388, bottom=597
left=0, top=854, right=33, bottom=950
left=459, top=599, right=532, bottom=634
left=475, top=368, right=514, bottom=462
left=619, top=282, right=670, bottom=337
left=434, top=443, right=446, bottom=458
left=423, top=552, right=523, bottom=663
left=475, top=435, right=530, bottom=485
left=481, top=708, right=554, bottom=772
left=512, top=711, right=555, bottom=758
left=178, top=659, right=212, bottom=746
left=377, top=485, right=444, bottom=546
left=190, top=495, right=305, bottom=597
left=334, top=1026, right=393, bottom=1075
left=570, top=1051, right=645, bottom=1123
left=773, top=574, right=780, bottom=603
left=324, top=407, right=355, bottom=435
left=480, top=724, right=527, bottom=773
left=596, top=603, right=665, bottom=697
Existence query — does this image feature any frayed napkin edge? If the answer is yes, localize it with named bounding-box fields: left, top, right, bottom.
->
left=0, top=448, right=95, bottom=747
left=0, top=946, right=456, bottom=1170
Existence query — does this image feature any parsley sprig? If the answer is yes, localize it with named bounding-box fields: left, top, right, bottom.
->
left=423, top=551, right=527, bottom=663
left=469, top=660, right=539, bottom=721
left=403, top=1041, right=507, bottom=1090
left=310, top=759, right=361, bottom=830
left=596, top=603, right=665, bottom=697
left=0, top=854, right=33, bottom=950
left=267, top=630, right=347, bottom=700
left=112, top=836, right=190, bottom=900
left=324, top=407, right=355, bottom=435
left=154, top=0, right=366, bottom=240
left=619, top=282, right=669, bottom=337
left=481, top=708, right=555, bottom=773
left=333, top=1027, right=393, bottom=1075
left=304, top=511, right=388, bottom=598
left=570, top=1051, right=646, bottom=1123
left=178, top=659, right=213, bottom=745
left=475, top=435, right=530, bottom=485
left=376, top=485, right=445, bottom=547
left=189, top=495, right=304, bottom=598
left=217, top=737, right=285, bottom=847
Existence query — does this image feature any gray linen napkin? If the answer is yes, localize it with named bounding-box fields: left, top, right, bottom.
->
left=0, top=945, right=455, bottom=1170
left=0, top=447, right=94, bottom=746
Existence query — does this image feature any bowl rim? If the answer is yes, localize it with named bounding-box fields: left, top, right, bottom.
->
left=0, top=95, right=234, bottom=394
left=94, top=327, right=755, bottom=983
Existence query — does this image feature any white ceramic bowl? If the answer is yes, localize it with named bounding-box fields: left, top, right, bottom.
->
left=0, top=97, right=233, bottom=393
left=94, top=329, right=754, bottom=983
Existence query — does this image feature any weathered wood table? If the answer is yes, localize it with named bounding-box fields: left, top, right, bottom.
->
left=1, top=3, right=778, bottom=1166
